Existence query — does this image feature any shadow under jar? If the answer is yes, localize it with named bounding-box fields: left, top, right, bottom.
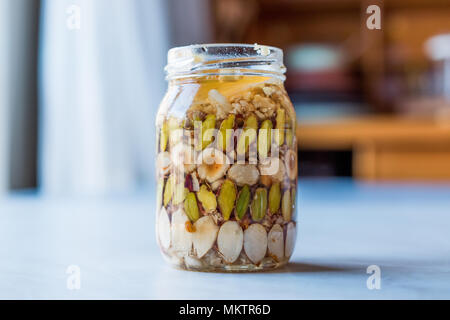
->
left=156, top=44, right=298, bottom=272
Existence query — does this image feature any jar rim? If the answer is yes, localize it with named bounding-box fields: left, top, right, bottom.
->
left=165, top=43, right=286, bottom=81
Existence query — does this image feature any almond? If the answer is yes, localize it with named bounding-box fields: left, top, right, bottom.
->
left=285, top=222, right=296, bottom=258
left=158, top=207, right=171, bottom=250
left=193, top=216, right=219, bottom=258
left=244, top=223, right=268, bottom=264
left=217, top=221, right=244, bottom=263
left=171, top=209, right=193, bottom=256
left=268, top=224, right=284, bottom=262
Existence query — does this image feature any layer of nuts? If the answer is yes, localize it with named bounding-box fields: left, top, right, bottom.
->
left=156, top=79, right=298, bottom=270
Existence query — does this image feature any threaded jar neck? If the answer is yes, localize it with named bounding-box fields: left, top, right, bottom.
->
left=165, top=43, right=286, bottom=81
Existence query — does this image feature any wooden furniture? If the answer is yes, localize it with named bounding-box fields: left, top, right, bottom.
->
left=213, top=0, right=450, bottom=113
left=297, top=116, right=450, bottom=180
left=211, top=0, right=450, bottom=180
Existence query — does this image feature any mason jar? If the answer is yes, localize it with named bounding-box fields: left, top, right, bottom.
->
left=156, top=44, right=298, bottom=272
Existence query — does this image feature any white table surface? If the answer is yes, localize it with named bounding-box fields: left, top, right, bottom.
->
left=1, top=178, right=449, bottom=300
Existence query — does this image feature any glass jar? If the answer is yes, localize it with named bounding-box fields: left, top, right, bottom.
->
left=155, top=44, right=298, bottom=272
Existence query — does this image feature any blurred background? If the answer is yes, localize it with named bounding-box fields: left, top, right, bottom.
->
left=1, top=0, right=450, bottom=197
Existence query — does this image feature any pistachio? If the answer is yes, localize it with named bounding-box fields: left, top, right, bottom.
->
left=171, top=209, right=193, bottom=256
left=227, top=164, right=259, bottom=186
left=173, top=184, right=188, bottom=206
left=243, top=223, right=268, bottom=264
left=196, top=184, right=217, bottom=213
left=235, top=185, right=251, bottom=220
left=246, top=113, right=258, bottom=132
left=285, top=222, right=296, bottom=258
left=192, top=216, right=219, bottom=258
left=200, top=114, right=216, bottom=150
left=250, top=188, right=268, bottom=221
left=258, top=119, right=272, bottom=159
left=282, top=189, right=291, bottom=221
left=160, top=122, right=169, bottom=152
left=236, top=114, right=258, bottom=155
left=163, top=176, right=173, bottom=206
left=268, top=182, right=281, bottom=214
left=217, top=114, right=235, bottom=152
left=274, top=108, right=285, bottom=146
left=218, top=179, right=237, bottom=220
left=184, top=192, right=200, bottom=222
left=157, top=207, right=171, bottom=250
left=285, top=149, right=298, bottom=180
left=267, top=224, right=284, bottom=262
left=217, top=221, right=244, bottom=263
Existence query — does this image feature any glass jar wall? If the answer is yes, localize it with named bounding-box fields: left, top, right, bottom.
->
left=156, top=44, right=298, bottom=272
